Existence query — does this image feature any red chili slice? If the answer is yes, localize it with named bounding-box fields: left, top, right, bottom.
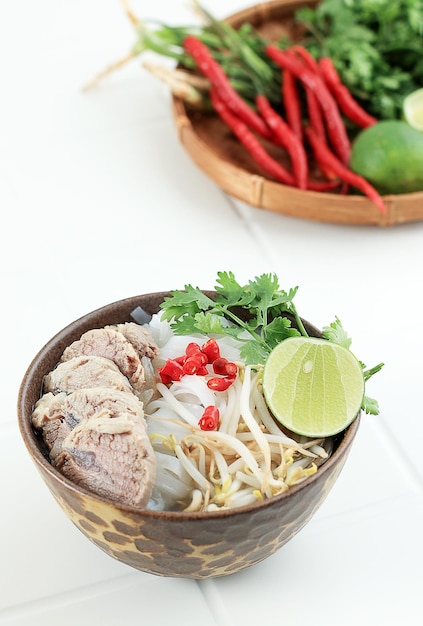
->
left=158, top=359, right=184, bottom=383
left=198, top=406, right=220, bottom=430
left=207, top=376, right=236, bottom=391
left=183, top=355, right=205, bottom=375
left=201, top=338, right=221, bottom=363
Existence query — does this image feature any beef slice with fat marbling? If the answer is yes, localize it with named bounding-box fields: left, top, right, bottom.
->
left=32, top=387, right=146, bottom=463
left=54, top=410, right=156, bottom=507
left=105, top=322, right=159, bottom=360
left=61, top=328, right=146, bottom=395
left=43, top=355, right=134, bottom=395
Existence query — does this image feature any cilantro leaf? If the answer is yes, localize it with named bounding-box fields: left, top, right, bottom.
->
left=188, top=312, right=226, bottom=335
left=265, top=316, right=301, bottom=350
left=160, top=286, right=214, bottom=322
left=322, top=317, right=352, bottom=349
left=240, top=340, right=270, bottom=366
left=214, top=271, right=251, bottom=306
left=362, top=395, right=380, bottom=415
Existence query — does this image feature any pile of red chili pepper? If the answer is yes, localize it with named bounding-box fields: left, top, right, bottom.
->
left=182, top=35, right=386, bottom=214
left=158, top=337, right=238, bottom=389
left=95, top=3, right=386, bottom=213
left=158, top=337, right=238, bottom=430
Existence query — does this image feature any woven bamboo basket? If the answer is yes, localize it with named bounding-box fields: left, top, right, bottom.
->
left=172, top=0, right=423, bottom=227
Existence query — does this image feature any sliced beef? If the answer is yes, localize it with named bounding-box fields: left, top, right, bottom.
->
left=61, top=328, right=145, bottom=394
left=54, top=410, right=156, bottom=508
left=32, top=322, right=160, bottom=508
left=32, top=392, right=75, bottom=458
left=106, top=322, right=159, bottom=360
left=32, top=387, right=145, bottom=462
left=43, top=355, right=133, bottom=395
left=32, top=391, right=69, bottom=429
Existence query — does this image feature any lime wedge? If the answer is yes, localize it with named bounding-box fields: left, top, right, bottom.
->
left=403, top=89, right=423, bottom=132
left=262, top=337, right=364, bottom=437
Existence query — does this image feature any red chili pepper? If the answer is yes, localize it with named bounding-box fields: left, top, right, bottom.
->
left=211, top=357, right=237, bottom=377
left=290, top=47, right=337, bottom=180
left=185, top=342, right=202, bottom=357
left=158, top=359, right=184, bottom=383
left=175, top=346, right=207, bottom=369
left=307, top=180, right=342, bottom=192
left=183, top=355, right=205, bottom=375
left=201, top=338, right=220, bottom=363
left=305, top=89, right=326, bottom=142
left=207, top=376, right=236, bottom=391
left=183, top=35, right=271, bottom=139
left=210, top=87, right=296, bottom=186
left=319, top=57, right=377, bottom=128
left=282, top=70, right=303, bottom=142
left=198, top=406, right=220, bottom=431
left=305, top=126, right=386, bottom=214
left=255, top=93, right=308, bottom=190
left=211, top=357, right=229, bottom=375
left=291, top=46, right=326, bottom=143
left=266, top=45, right=351, bottom=165
left=225, top=362, right=238, bottom=377
left=291, top=45, right=320, bottom=73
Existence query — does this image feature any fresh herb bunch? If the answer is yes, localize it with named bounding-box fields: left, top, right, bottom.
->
left=131, top=2, right=281, bottom=106
left=294, top=0, right=423, bottom=120
left=120, top=0, right=421, bottom=119
left=160, top=271, right=305, bottom=365
left=160, top=271, right=383, bottom=414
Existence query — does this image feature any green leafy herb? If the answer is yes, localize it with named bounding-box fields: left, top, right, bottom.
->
left=361, top=395, right=380, bottom=416
left=160, top=271, right=305, bottom=365
left=294, top=0, right=423, bottom=120
left=160, top=271, right=384, bottom=415
left=322, top=316, right=352, bottom=349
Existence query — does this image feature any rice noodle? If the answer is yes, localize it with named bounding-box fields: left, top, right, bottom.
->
left=143, top=314, right=332, bottom=512
left=239, top=365, right=271, bottom=480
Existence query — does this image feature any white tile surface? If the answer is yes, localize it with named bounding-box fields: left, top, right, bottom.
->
left=2, top=1, right=423, bottom=624
left=210, top=492, right=423, bottom=626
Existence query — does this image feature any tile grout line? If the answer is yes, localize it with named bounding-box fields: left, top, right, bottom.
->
left=0, top=573, right=139, bottom=622
left=372, top=416, right=423, bottom=495
left=197, top=579, right=235, bottom=626
left=219, top=192, right=278, bottom=266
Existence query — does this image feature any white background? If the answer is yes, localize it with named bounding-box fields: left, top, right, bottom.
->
left=1, top=1, right=422, bottom=624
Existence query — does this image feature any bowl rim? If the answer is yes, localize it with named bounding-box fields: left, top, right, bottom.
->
left=17, top=292, right=361, bottom=520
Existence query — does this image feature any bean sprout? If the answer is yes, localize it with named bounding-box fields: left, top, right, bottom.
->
left=144, top=316, right=333, bottom=512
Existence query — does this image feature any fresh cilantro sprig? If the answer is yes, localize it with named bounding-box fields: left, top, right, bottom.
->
left=160, top=271, right=306, bottom=365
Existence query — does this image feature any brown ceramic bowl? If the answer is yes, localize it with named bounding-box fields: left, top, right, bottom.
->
left=173, top=0, right=423, bottom=226
left=18, top=292, right=360, bottom=579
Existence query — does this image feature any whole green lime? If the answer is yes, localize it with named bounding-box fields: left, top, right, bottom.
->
left=350, top=121, right=423, bottom=195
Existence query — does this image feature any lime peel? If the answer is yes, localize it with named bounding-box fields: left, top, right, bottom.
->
left=262, top=337, right=364, bottom=438
left=403, top=88, right=423, bottom=132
